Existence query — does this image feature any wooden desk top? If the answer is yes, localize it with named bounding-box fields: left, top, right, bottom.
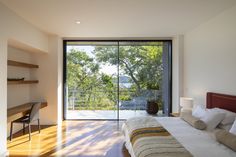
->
left=7, top=102, right=47, bottom=117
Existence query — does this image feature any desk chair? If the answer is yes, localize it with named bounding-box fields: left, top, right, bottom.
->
left=10, top=103, right=41, bottom=141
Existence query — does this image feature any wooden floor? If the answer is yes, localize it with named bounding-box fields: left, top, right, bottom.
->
left=7, top=121, right=130, bottom=157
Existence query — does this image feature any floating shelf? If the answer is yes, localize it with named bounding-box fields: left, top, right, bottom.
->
left=7, top=102, right=48, bottom=117
left=8, top=60, right=39, bottom=68
left=8, top=80, right=39, bottom=85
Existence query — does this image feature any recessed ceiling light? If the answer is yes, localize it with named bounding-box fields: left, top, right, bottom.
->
left=75, top=21, right=81, bottom=24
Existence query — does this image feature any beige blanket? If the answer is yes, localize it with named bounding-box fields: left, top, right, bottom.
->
left=123, top=116, right=193, bottom=157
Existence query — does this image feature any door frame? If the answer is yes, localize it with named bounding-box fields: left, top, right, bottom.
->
left=63, top=40, right=172, bottom=120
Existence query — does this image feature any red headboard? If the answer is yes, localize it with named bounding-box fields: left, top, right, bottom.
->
left=207, top=92, right=236, bottom=113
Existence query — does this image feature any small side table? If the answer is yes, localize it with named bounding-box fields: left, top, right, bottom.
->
left=170, top=112, right=180, bottom=117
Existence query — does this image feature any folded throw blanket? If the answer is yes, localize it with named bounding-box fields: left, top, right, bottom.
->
left=123, top=116, right=193, bottom=157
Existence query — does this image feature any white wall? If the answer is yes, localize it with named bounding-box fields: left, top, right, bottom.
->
left=7, top=47, right=32, bottom=108
left=57, top=37, right=63, bottom=125
left=184, top=5, right=236, bottom=107
left=30, top=35, right=63, bottom=125
left=0, top=37, right=8, bottom=156
left=0, top=2, right=50, bottom=155
left=172, top=35, right=184, bottom=112
left=0, top=4, right=48, bottom=52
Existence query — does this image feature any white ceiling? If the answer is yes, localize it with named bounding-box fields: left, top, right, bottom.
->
left=1, top=0, right=236, bottom=38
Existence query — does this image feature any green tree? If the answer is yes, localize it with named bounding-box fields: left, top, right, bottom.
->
left=94, top=44, right=163, bottom=95
left=67, top=49, right=99, bottom=90
left=67, top=48, right=117, bottom=110
left=66, top=43, right=163, bottom=110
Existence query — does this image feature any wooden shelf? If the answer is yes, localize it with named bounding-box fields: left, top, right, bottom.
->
left=8, top=80, right=39, bottom=85
left=7, top=102, right=47, bottom=117
left=8, top=60, right=39, bottom=68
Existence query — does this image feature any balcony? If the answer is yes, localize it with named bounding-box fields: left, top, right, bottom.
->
left=65, top=89, right=163, bottom=119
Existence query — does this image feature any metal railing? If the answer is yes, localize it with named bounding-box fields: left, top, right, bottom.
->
left=67, top=89, right=161, bottom=110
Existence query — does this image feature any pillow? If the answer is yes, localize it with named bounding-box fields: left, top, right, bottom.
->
left=201, top=109, right=225, bottom=131
left=180, top=111, right=206, bottom=130
left=218, top=123, right=233, bottom=131
left=229, top=118, right=236, bottom=135
left=192, top=105, right=206, bottom=119
left=215, top=130, right=236, bottom=152
left=214, top=108, right=236, bottom=125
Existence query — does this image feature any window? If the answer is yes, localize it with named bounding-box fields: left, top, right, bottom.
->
left=63, top=40, right=172, bottom=120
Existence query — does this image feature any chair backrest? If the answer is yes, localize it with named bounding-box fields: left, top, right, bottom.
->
left=29, top=103, right=41, bottom=121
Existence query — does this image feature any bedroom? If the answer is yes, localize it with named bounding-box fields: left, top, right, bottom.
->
left=0, top=0, right=236, bottom=156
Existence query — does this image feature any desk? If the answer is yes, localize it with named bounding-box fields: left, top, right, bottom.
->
left=7, top=102, right=47, bottom=122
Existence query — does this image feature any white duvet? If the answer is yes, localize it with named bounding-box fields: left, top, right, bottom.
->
left=123, top=117, right=236, bottom=157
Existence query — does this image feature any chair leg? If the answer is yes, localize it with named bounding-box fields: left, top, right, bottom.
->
left=28, top=124, right=31, bottom=141
left=38, top=119, right=41, bottom=133
left=10, top=122, right=13, bottom=141
left=23, top=123, right=25, bottom=135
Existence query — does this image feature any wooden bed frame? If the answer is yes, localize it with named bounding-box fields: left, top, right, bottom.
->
left=207, top=92, right=236, bottom=113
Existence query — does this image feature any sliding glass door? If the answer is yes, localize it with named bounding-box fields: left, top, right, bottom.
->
left=64, top=41, right=118, bottom=119
left=63, top=40, right=172, bottom=120
left=118, top=42, right=165, bottom=119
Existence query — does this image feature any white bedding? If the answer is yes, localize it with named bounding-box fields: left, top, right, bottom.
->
left=123, top=117, right=236, bottom=157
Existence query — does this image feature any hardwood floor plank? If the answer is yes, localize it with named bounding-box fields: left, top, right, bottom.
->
left=8, top=121, right=130, bottom=157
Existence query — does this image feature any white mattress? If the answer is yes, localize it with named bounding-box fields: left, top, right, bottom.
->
left=123, top=117, right=236, bottom=157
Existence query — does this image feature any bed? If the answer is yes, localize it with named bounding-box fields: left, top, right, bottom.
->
left=122, top=92, right=236, bottom=157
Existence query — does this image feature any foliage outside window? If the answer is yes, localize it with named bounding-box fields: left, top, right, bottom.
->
left=66, top=42, right=163, bottom=110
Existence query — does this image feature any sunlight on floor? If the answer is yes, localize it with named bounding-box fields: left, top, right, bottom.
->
left=7, top=121, right=126, bottom=157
